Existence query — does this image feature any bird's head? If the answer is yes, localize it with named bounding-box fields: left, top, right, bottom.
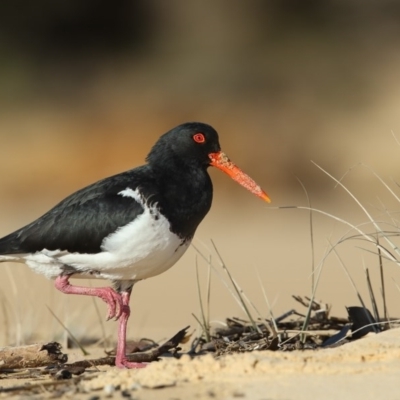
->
left=147, top=122, right=270, bottom=203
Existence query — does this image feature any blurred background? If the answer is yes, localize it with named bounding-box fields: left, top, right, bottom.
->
left=1, top=1, right=400, bottom=347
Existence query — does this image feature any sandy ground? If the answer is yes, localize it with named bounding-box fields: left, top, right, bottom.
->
left=1, top=110, right=400, bottom=399
left=2, top=189, right=400, bottom=399
left=1, top=328, right=400, bottom=399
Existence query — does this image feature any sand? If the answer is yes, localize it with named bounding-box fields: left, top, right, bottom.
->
left=2, top=197, right=400, bottom=399
left=2, top=112, right=400, bottom=399
left=1, top=328, right=400, bottom=399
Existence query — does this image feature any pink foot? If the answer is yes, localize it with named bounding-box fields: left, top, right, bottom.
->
left=54, top=275, right=123, bottom=320
left=115, top=358, right=148, bottom=369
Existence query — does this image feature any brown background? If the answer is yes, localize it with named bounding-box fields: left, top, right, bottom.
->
left=1, top=1, right=400, bottom=347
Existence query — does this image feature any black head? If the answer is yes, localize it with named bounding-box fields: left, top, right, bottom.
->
left=146, top=122, right=221, bottom=169
left=147, top=122, right=271, bottom=203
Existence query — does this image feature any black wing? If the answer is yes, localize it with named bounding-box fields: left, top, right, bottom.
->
left=0, top=167, right=153, bottom=255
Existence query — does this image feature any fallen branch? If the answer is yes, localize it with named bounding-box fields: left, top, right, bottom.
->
left=65, top=326, right=191, bottom=368
left=0, top=342, right=67, bottom=370
left=276, top=329, right=342, bottom=337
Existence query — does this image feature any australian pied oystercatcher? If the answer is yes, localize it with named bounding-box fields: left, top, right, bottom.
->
left=0, top=122, right=270, bottom=368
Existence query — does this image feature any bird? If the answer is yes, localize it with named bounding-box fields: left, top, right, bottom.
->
left=0, top=122, right=270, bottom=368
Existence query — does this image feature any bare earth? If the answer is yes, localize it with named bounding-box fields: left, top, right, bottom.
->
left=1, top=198, right=400, bottom=399
left=2, top=114, right=400, bottom=399
left=0, top=328, right=399, bottom=399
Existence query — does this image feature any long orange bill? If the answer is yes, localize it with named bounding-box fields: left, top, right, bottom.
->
left=209, top=151, right=271, bottom=203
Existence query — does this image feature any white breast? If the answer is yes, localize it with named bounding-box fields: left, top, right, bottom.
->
left=23, top=188, right=191, bottom=282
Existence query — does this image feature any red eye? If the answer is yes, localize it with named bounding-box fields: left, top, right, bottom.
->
left=193, top=133, right=205, bottom=143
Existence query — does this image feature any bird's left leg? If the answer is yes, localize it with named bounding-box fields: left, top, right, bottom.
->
left=54, top=275, right=123, bottom=320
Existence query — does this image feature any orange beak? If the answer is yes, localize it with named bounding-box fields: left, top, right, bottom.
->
left=209, top=151, right=271, bottom=203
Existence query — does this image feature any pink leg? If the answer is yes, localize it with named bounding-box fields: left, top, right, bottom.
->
left=115, top=291, right=147, bottom=369
left=54, top=275, right=123, bottom=320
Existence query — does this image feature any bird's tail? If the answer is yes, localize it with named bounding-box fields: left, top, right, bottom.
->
left=0, top=255, right=24, bottom=263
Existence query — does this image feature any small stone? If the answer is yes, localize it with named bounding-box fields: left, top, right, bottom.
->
left=104, top=384, right=117, bottom=396
left=121, top=389, right=132, bottom=398
left=55, top=369, right=72, bottom=380
left=130, top=382, right=142, bottom=391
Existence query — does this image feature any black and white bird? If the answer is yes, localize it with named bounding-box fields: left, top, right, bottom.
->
left=0, top=122, right=270, bottom=368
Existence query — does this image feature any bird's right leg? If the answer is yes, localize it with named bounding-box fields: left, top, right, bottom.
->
left=115, top=289, right=146, bottom=369
left=54, top=275, right=123, bottom=320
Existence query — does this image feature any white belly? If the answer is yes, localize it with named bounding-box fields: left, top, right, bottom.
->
left=22, top=202, right=191, bottom=282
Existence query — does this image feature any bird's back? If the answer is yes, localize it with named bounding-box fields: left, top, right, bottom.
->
left=0, top=167, right=150, bottom=256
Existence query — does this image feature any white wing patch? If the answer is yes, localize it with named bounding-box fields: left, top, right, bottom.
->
left=118, top=187, right=144, bottom=203
left=21, top=187, right=191, bottom=281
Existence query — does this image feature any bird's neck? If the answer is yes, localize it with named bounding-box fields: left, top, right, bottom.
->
left=151, top=163, right=213, bottom=239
